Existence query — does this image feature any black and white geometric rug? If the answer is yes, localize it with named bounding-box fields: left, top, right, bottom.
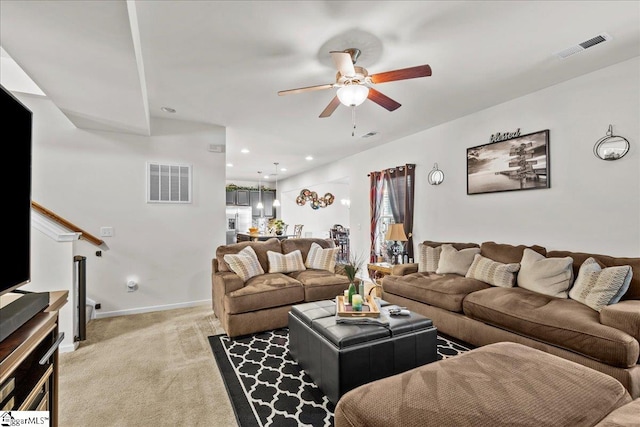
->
left=208, top=328, right=472, bottom=427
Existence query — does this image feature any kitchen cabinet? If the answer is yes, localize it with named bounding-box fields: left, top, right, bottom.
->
left=236, top=190, right=250, bottom=206
left=250, top=190, right=276, bottom=217
left=225, top=190, right=236, bottom=205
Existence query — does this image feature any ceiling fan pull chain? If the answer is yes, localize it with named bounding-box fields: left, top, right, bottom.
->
left=352, top=105, right=356, bottom=137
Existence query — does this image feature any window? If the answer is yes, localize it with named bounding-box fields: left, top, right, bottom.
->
left=374, top=183, right=395, bottom=262
left=147, top=162, right=192, bottom=203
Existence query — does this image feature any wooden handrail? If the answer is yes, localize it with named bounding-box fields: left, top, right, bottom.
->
left=31, top=201, right=104, bottom=247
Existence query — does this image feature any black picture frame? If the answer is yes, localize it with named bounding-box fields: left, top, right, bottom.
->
left=467, top=129, right=550, bottom=195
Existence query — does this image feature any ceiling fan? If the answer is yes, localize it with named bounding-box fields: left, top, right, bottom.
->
left=278, top=48, right=432, bottom=118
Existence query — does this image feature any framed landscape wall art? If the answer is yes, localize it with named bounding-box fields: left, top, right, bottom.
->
left=467, top=129, right=550, bottom=195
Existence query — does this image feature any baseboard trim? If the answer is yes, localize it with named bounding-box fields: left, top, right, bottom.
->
left=60, top=342, right=79, bottom=354
left=95, top=299, right=211, bottom=319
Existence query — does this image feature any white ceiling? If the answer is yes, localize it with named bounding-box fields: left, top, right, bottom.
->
left=1, top=1, right=638, bottom=184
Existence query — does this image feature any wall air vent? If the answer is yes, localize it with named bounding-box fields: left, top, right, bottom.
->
left=554, top=33, right=612, bottom=59
left=147, top=162, right=192, bottom=204
left=361, top=131, right=379, bottom=138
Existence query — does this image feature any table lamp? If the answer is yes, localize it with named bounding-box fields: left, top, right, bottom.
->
left=385, top=223, right=408, bottom=265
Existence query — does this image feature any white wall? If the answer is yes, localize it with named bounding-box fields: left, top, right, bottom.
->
left=280, top=57, right=640, bottom=259
left=279, top=177, right=350, bottom=238
left=17, top=93, right=227, bottom=317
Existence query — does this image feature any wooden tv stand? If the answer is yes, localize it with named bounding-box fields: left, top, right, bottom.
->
left=0, top=290, right=68, bottom=426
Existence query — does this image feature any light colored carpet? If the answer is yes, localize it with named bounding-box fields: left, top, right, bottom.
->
left=59, top=305, right=237, bottom=427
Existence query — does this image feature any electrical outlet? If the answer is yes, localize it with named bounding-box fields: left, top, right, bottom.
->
left=95, top=303, right=101, bottom=310
left=100, top=227, right=114, bottom=237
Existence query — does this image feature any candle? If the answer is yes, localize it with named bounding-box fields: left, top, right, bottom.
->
left=343, top=289, right=349, bottom=299
left=352, top=294, right=363, bottom=311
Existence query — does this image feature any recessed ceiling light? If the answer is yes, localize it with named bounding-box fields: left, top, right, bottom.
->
left=226, top=163, right=233, bottom=167
left=264, top=175, right=269, bottom=179
left=305, top=156, right=313, bottom=161
left=241, top=149, right=250, bottom=154
left=280, top=168, right=287, bottom=172
left=161, top=107, right=176, bottom=113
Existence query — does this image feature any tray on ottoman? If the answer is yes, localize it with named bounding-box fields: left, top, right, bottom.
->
left=288, top=299, right=438, bottom=404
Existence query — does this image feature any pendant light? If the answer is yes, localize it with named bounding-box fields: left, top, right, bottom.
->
left=272, top=162, right=281, bottom=207
left=256, top=171, right=264, bottom=211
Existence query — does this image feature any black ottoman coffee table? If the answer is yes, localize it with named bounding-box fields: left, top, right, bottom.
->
left=288, top=299, right=437, bottom=404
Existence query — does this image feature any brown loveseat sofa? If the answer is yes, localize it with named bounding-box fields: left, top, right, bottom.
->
left=212, top=238, right=350, bottom=338
left=381, top=240, right=640, bottom=398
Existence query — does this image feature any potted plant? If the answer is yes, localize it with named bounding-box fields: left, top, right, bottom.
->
left=343, top=252, right=366, bottom=303
left=274, top=219, right=286, bottom=235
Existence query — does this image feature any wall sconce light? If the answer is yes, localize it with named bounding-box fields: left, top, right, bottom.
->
left=428, top=163, right=444, bottom=185
left=593, top=125, right=630, bottom=161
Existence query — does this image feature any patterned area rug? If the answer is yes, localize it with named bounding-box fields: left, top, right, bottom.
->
left=208, top=328, right=472, bottom=427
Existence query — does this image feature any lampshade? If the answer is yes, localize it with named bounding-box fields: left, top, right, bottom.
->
left=337, top=85, right=369, bottom=107
left=385, top=223, right=408, bottom=242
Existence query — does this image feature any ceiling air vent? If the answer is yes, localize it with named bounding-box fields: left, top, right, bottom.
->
left=554, top=33, right=612, bottom=59
left=361, top=131, right=378, bottom=139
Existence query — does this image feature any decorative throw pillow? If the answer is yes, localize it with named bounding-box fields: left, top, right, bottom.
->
left=436, top=244, right=481, bottom=276
left=223, top=246, right=265, bottom=282
left=517, top=248, right=574, bottom=298
left=305, top=242, right=338, bottom=272
left=418, top=244, right=442, bottom=273
left=466, top=254, right=521, bottom=288
left=569, top=257, right=633, bottom=312
left=267, top=250, right=306, bottom=274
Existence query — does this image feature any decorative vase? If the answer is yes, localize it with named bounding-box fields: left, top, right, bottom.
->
left=347, top=282, right=357, bottom=304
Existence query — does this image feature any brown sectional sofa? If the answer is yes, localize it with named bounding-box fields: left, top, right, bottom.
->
left=381, top=240, right=640, bottom=398
left=211, top=238, right=350, bottom=338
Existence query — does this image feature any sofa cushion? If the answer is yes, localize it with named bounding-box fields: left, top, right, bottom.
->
left=267, top=250, right=306, bottom=274
left=436, top=244, right=481, bottom=276
left=382, top=272, right=491, bottom=312
left=548, top=250, right=640, bottom=301
left=465, top=253, right=520, bottom=288
left=518, top=248, right=574, bottom=298
left=463, top=287, right=640, bottom=368
left=288, top=269, right=351, bottom=301
left=569, top=258, right=633, bottom=312
left=335, top=342, right=632, bottom=427
left=305, top=242, right=339, bottom=272
left=216, top=238, right=281, bottom=273
left=223, top=246, right=265, bottom=282
left=421, top=240, right=479, bottom=250
left=281, top=237, right=335, bottom=260
left=594, top=397, right=640, bottom=427
left=223, top=273, right=304, bottom=314
left=480, top=241, right=546, bottom=264
left=418, top=243, right=441, bottom=273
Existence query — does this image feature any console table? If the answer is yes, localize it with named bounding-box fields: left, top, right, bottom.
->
left=0, top=290, right=68, bottom=426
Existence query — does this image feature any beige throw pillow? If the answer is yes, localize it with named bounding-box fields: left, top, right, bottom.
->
left=517, top=248, right=573, bottom=298
left=267, top=250, right=306, bottom=274
left=305, top=242, right=338, bottom=272
left=436, top=244, right=481, bottom=276
left=418, top=244, right=442, bottom=273
left=466, top=254, right=520, bottom=287
left=223, top=246, right=265, bottom=282
left=569, top=257, right=633, bottom=312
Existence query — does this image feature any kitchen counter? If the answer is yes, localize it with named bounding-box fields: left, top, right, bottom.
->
left=236, top=233, right=294, bottom=242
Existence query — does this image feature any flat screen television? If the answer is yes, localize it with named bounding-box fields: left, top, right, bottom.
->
left=1, top=84, right=32, bottom=297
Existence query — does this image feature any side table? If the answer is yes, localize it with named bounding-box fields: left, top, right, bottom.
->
left=367, top=262, right=395, bottom=297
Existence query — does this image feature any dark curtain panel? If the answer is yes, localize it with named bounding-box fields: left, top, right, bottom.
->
left=369, top=171, right=384, bottom=262
left=383, top=164, right=416, bottom=259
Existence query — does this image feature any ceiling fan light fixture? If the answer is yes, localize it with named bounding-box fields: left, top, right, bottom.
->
left=337, top=85, right=369, bottom=107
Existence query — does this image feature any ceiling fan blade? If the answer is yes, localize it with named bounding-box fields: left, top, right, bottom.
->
left=319, top=96, right=341, bottom=118
left=330, top=51, right=356, bottom=77
left=367, top=88, right=401, bottom=111
left=278, top=83, right=334, bottom=96
left=370, top=65, right=432, bottom=84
